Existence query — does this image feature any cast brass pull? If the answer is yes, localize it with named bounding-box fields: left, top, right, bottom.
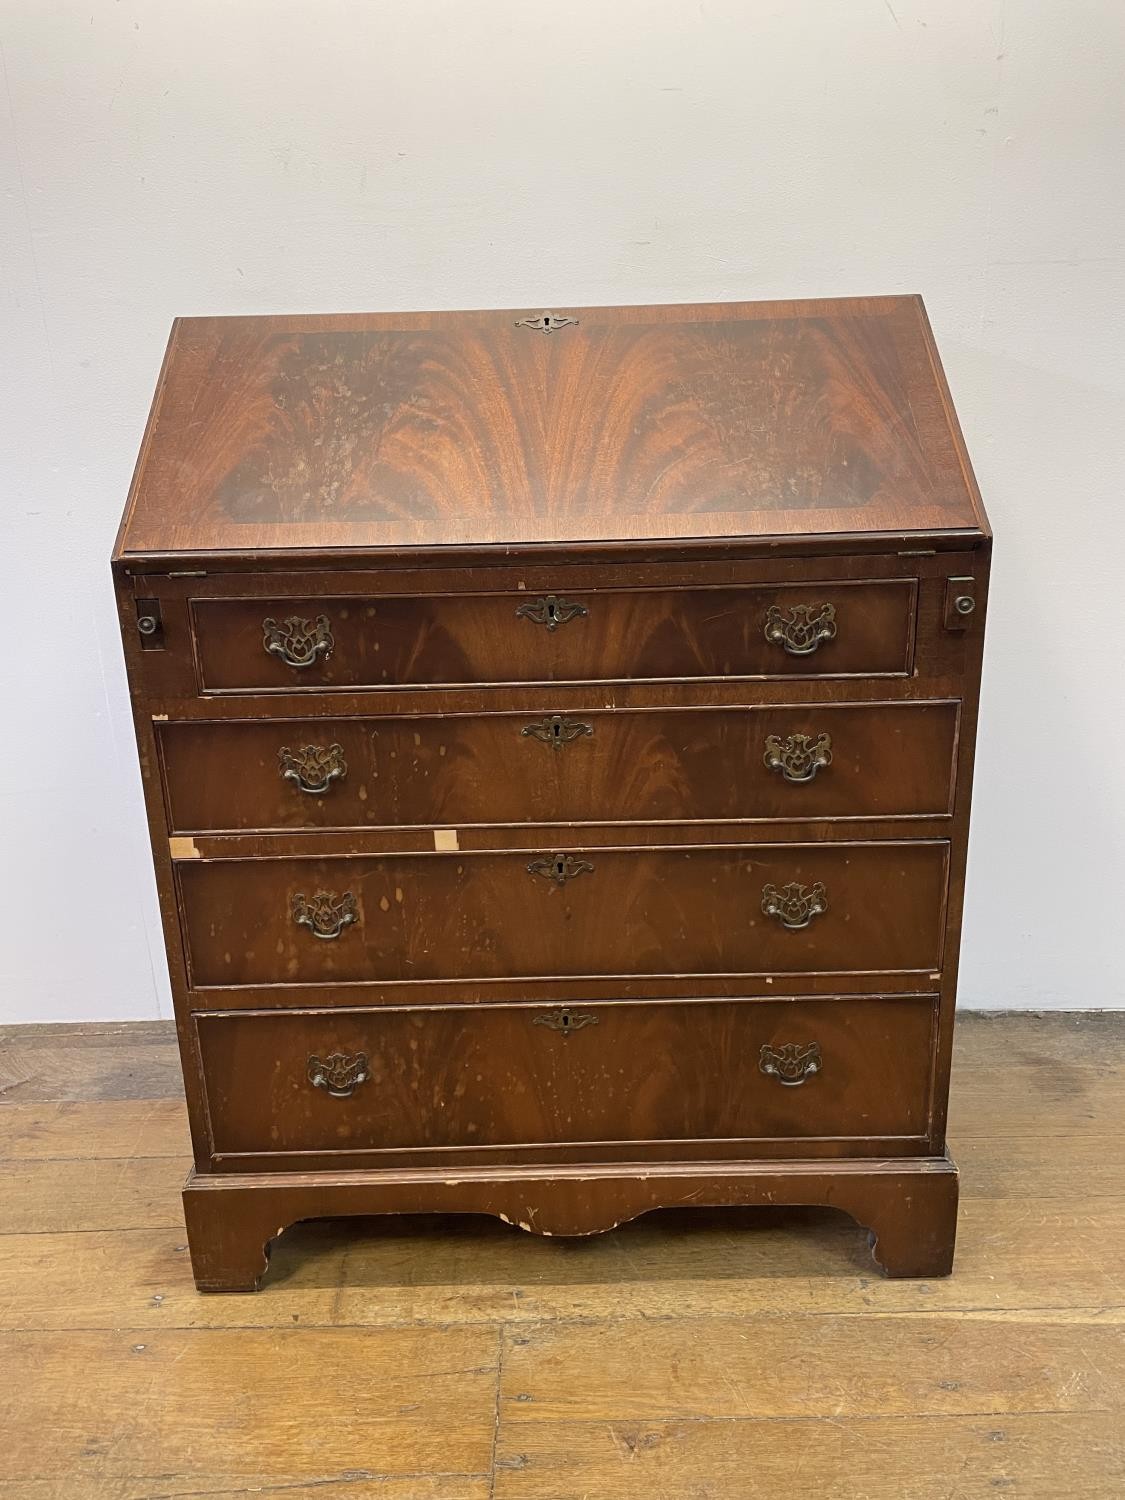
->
left=263, top=614, right=334, bottom=668
left=307, top=1051, right=369, bottom=1098
left=763, top=603, right=836, bottom=656
left=521, top=715, right=594, bottom=750
left=279, top=743, right=348, bottom=795
left=761, top=881, right=828, bottom=930
left=515, top=594, right=588, bottom=631
left=527, top=853, right=594, bottom=886
left=759, top=1041, right=822, bottom=1086
left=292, top=890, right=358, bottom=940
left=533, top=1007, right=599, bottom=1036
left=763, top=732, right=833, bottom=784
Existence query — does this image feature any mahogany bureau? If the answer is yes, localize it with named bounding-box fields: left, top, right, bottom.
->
left=112, top=297, right=991, bottom=1290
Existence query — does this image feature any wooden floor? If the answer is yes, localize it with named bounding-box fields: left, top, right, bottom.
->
left=0, top=1014, right=1122, bottom=1499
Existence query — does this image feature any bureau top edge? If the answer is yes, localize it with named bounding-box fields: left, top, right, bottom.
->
left=112, top=528, right=991, bottom=577
left=113, top=296, right=990, bottom=565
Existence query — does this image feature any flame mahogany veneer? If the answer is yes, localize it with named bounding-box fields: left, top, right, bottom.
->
left=113, top=297, right=990, bottom=1289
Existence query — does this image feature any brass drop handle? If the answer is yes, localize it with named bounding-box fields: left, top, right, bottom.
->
left=521, top=715, right=593, bottom=749
left=279, top=743, right=347, bottom=795
left=759, top=1042, right=821, bottom=1086
left=763, top=733, right=832, bottom=784
left=515, top=594, right=588, bottom=631
left=527, top=853, right=594, bottom=886
left=761, top=881, right=827, bottom=930
left=307, top=1051, right=369, bottom=1098
left=292, top=890, right=358, bottom=940
left=263, top=614, right=334, bottom=668
left=763, top=603, right=836, bottom=656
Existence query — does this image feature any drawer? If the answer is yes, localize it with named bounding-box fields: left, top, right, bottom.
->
left=196, top=995, right=938, bottom=1163
left=190, top=579, right=917, bottom=692
left=178, top=841, right=948, bottom=988
left=159, top=701, right=958, bottom=832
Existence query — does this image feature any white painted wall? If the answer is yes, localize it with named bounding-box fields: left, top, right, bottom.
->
left=2, top=0, right=1122, bottom=1022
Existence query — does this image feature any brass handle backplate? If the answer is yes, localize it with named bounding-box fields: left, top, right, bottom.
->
left=533, top=1006, right=599, bottom=1036
left=263, top=614, right=334, bottom=668
left=279, top=743, right=348, bottom=795
left=761, top=881, right=828, bottom=930
left=515, top=594, right=588, bottom=631
left=763, top=603, right=836, bottom=656
left=292, top=889, right=358, bottom=940
left=763, top=733, right=833, bottom=784
left=308, top=1051, right=369, bottom=1098
left=521, top=715, right=594, bottom=750
left=759, top=1041, right=822, bottom=1086
left=527, top=853, right=594, bottom=886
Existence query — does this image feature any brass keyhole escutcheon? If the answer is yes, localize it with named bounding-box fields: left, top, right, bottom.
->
left=515, top=594, right=588, bottom=631
left=521, top=715, right=594, bottom=750
left=533, top=1007, right=598, bottom=1036
left=527, top=854, right=595, bottom=886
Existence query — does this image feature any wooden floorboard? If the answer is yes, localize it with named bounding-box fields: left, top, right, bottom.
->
left=0, top=1326, right=498, bottom=1491
left=0, top=1099, right=190, bottom=1159
left=0, top=1024, right=182, bottom=1103
left=493, top=1413, right=1125, bottom=1499
left=0, top=1011, right=1121, bottom=1497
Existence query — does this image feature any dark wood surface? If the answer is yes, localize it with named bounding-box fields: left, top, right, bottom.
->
left=114, top=297, right=988, bottom=563
left=190, top=577, right=917, bottom=690
left=111, top=297, right=991, bottom=1288
left=177, top=842, right=948, bottom=989
left=196, top=996, right=937, bottom=1167
left=157, top=700, right=959, bottom=833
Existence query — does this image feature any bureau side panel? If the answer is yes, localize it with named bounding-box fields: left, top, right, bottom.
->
left=926, top=539, right=991, bottom=1148
left=113, top=563, right=213, bottom=1172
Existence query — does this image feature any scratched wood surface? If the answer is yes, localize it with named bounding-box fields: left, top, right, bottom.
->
left=0, top=1012, right=1122, bottom=1499
left=114, top=297, right=988, bottom=561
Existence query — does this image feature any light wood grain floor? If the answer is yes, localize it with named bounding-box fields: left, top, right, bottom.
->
left=0, top=1013, right=1122, bottom=1498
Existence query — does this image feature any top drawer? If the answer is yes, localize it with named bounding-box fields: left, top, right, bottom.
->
left=191, top=579, right=917, bottom=692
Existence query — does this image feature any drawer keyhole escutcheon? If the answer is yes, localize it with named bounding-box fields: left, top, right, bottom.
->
left=521, top=715, right=594, bottom=750
left=515, top=594, right=588, bottom=631
left=761, top=881, right=828, bottom=930
left=292, top=890, right=358, bottom=940
left=533, top=1007, right=599, bottom=1036
left=763, top=732, right=833, bottom=783
left=263, top=614, right=334, bottom=668
left=759, top=1041, right=822, bottom=1086
left=763, top=602, right=837, bottom=656
left=527, top=853, right=595, bottom=886
left=279, top=743, right=348, bottom=795
left=307, top=1051, right=369, bottom=1098
left=514, top=313, right=579, bottom=333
